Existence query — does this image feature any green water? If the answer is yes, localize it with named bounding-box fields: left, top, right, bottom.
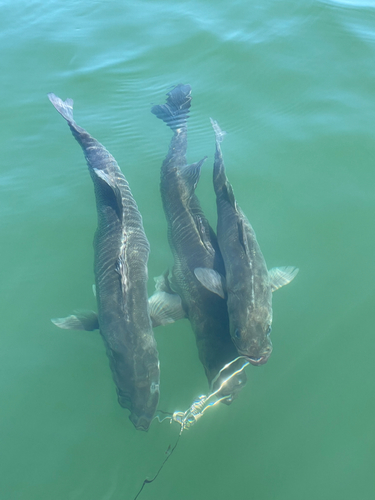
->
left=1, top=0, right=374, bottom=498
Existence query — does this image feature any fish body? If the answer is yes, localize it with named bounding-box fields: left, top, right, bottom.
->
left=152, top=86, right=246, bottom=400
left=48, top=93, right=159, bottom=430
left=204, top=120, right=298, bottom=365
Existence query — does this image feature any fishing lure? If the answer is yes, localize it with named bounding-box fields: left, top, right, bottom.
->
left=133, top=357, right=249, bottom=499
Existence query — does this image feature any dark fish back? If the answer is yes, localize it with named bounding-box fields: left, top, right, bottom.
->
left=49, top=93, right=159, bottom=430
left=153, top=87, right=245, bottom=395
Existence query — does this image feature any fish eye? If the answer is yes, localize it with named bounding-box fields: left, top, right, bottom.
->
left=234, top=328, right=241, bottom=339
left=266, top=325, right=272, bottom=335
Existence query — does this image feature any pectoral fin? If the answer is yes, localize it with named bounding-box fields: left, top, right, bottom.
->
left=51, top=310, right=99, bottom=331
left=194, top=267, right=226, bottom=299
left=148, top=291, right=186, bottom=327
left=269, top=266, right=299, bottom=292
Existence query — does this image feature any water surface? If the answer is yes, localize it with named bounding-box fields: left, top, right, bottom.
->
left=1, top=1, right=374, bottom=499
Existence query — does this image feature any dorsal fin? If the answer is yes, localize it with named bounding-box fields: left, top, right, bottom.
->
left=237, top=218, right=250, bottom=256
left=93, top=168, right=123, bottom=222
left=115, top=254, right=128, bottom=305
left=181, top=156, right=207, bottom=194
left=221, top=180, right=236, bottom=210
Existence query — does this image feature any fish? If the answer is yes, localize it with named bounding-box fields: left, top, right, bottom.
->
left=195, top=119, right=298, bottom=365
left=48, top=93, right=160, bottom=430
left=151, top=85, right=247, bottom=401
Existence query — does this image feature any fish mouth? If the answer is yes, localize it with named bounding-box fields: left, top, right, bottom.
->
left=245, top=341, right=273, bottom=366
left=247, top=356, right=269, bottom=366
left=242, top=349, right=272, bottom=366
left=130, top=413, right=152, bottom=432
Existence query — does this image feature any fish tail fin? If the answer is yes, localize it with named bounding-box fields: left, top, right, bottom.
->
left=210, top=118, right=227, bottom=143
left=211, top=117, right=232, bottom=201
left=151, top=84, right=192, bottom=131
left=48, top=93, right=74, bottom=124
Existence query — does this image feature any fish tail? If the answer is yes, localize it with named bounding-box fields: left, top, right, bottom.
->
left=48, top=93, right=74, bottom=124
left=210, top=118, right=227, bottom=143
left=48, top=93, right=100, bottom=156
left=151, top=84, right=192, bottom=131
left=211, top=118, right=234, bottom=203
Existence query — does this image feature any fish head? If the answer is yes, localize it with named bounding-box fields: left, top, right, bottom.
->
left=118, top=355, right=160, bottom=432
left=228, top=290, right=273, bottom=365
left=128, top=377, right=160, bottom=431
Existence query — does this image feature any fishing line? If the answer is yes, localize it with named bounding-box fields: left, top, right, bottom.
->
left=132, top=357, right=249, bottom=499
left=132, top=432, right=181, bottom=500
